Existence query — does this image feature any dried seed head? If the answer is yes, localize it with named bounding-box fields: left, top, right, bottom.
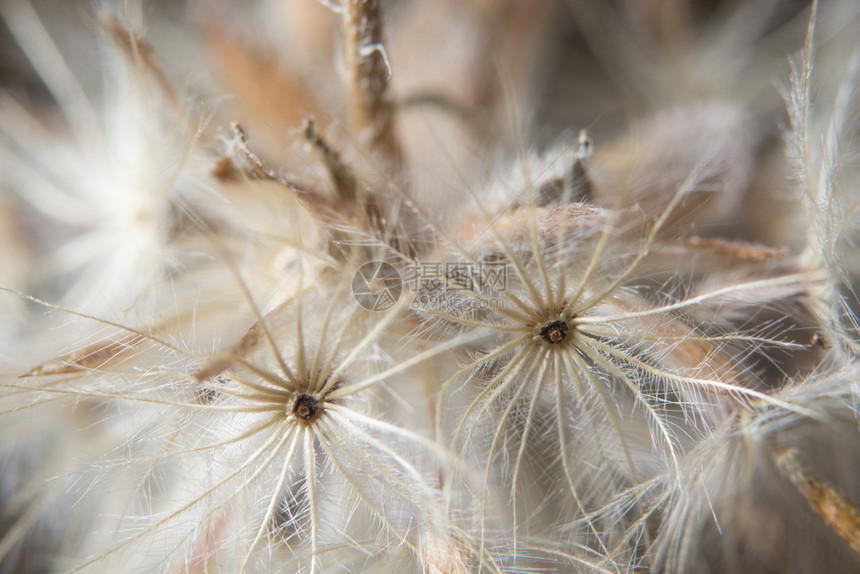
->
left=292, top=394, right=320, bottom=421
left=540, top=320, right=569, bottom=344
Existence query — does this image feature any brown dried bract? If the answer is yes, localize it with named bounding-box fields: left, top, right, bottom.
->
left=194, top=319, right=264, bottom=382
left=23, top=334, right=145, bottom=377
left=204, top=20, right=323, bottom=137
left=682, top=237, right=787, bottom=263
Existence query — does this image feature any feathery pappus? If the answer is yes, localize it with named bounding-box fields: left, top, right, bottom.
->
left=0, top=0, right=859, bottom=572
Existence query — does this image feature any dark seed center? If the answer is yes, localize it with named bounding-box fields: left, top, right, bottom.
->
left=540, top=320, right=568, bottom=344
left=292, top=394, right=319, bottom=421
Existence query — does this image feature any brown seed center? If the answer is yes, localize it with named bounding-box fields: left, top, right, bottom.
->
left=292, top=394, right=319, bottom=421
left=540, top=320, right=568, bottom=344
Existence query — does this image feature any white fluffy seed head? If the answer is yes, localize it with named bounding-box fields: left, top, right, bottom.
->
left=2, top=1, right=860, bottom=573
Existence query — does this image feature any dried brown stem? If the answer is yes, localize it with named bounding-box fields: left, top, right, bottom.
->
left=342, top=0, right=402, bottom=170
left=776, top=448, right=860, bottom=557
left=302, top=118, right=358, bottom=204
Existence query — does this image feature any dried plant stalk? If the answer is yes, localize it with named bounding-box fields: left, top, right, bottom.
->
left=777, top=448, right=860, bottom=557
left=342, top=0, right=402, bottom=169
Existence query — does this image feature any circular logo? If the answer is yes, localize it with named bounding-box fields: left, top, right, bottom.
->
left=352, top=261, right=402, bottom=311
